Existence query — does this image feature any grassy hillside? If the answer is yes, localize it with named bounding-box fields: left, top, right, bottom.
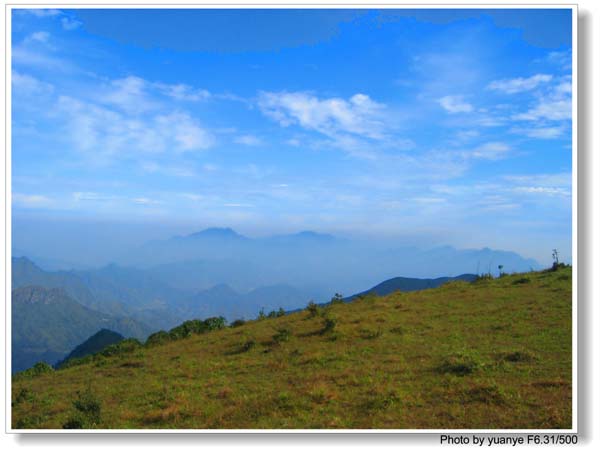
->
left=12, top=267, right=572, bottom=430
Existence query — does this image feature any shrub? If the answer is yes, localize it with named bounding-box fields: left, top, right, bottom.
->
left=99, top=338, right=142, bottom=357
left=257, top=308, right=267, bottom=320
left=241, top=339, right=256, bottom=352
left=513, top=277, right=531, bottom=285
left=168, top=316, right=227, bottom=340
left=436, top=352, right=481, bottom=376
left=267, top=310, right=278, bottom=318
left=330, top=293, right=344, bottom=305
left=273, top=328, right=292, bottom=344
left=360, top=327, right=383, bottom=339
left=276, top=307, right=286, bottom=317
left=320, top=317, right=337, bottom=335
left=230, top=319, right=246, bottom=328
left=13, top=388, right=33, bottom=406
left=203, top=316, right=227, bottom=331
left=497, top=350, right=537, bottom=363
left=63, top=385, right=102, bottom=429
left=464, top=384, right=505, bottom=405
left=306, top=301, right=320, bottom=318
left=475, top=273, right=493, bottom=282
left=13, top=361, right=54, bottom=380
left=145, top=330, right=171, bottom=346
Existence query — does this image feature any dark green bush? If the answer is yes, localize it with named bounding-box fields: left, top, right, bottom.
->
left=436, top=352, right=481, bottom=376
left=273, top=328, right=292, bottom=344
left=230, top=319, right=246, bottom=328
left=63, top=385, right=102, bottom=429
left=13, top=361, right=54, bottom=380
left=330, top=293, right=344, bottom=304
left=168, top=316, right=226, bottom=340
left=321, top=317, right=337, bottom=335
left=145, top=330, right=171, bottom=346
left=99, top=338, right=142, bottom=357
left=306, top=301, right=320, bottom=318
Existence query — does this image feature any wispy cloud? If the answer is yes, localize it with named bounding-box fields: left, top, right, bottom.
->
left=438, top=95, right=473, bottom=113
left=487, top=74, right=552, bottom=94
left=258, top=91, right=388, bottom=140
left=234, top=134, right=262, bottom=146
left=512, top=79, right=571, bottom=121
left=24, top=31, right=51, bottom=44
left=18, top=9, right=62, bottom=18
left=12, top=193, right=52, bottom=207
left=511, top=125, right=565, bottom=139
left=469, top=142, right=510, bottom=160
left=12, top=70, right=54, bottom=96
left=61, top=16, right=82, bottom=31
left=57, top=95, right=215, bottom=159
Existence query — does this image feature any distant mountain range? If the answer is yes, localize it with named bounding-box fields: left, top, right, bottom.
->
left=11, top=286, right=149, bottom=373
left=119, top=227, right=540, bottom=295
left=344, top=273, right=478, bottom=301
left=11, top=228, right=542, bottom=372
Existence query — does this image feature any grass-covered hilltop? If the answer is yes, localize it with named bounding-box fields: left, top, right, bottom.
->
left=12, top=266, right=572, bottom=430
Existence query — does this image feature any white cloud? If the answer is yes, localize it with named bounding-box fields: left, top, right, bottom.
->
left=438, top=95, right=473, bottom=113
left=155, top=112, right=215, bottom=151
left=155, top=83, right=210, bottom=101
left=12, top=47, right=70, bottom=71
left=511, top=126, right=564, bottom=139
left=98, top=77, right=212, bottom=113
left=513, top=186, right=570, bottom=197
left=470, top=142, right=510, bottom=160
left=61, top=17, right=82, bottom=30
left=101, top=76, right=156, bottom=114
left=12, top=71, right=54, bottom=96
left=20, top=9, right=62, bottom=17
left=12, top=193, right=51, bottom=207
left=503, top=173, right=571, bottom=188
left=57, top=96, right=215, bottom=158
left=132, top=197, right=159, bottom=205
left=73, top=191, right=113, bottom=201
left=140, top=162, right=196, bottom=177
left=504, top=172, right=571, bottom=198
left=234, top=134, right=262, bottom=146
left=181, top=193, right=203, bottom=202
left=258, top=91, right=387, bottom=141
left=25, top=31, right=50, bottom=44
left=487, top=74, right=552, bottom=94
left=513, top=80, right=571, bottom=122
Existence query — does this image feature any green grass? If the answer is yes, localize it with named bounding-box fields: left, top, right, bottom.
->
left=11, top=266, right=572, bottom=429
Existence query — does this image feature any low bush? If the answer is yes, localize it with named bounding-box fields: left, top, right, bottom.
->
left=145, top=330, right=171, bottom=346
left=436, top=352, right=481, bottom=376
left=13, top=361, right=54, bottom=380
left=99, top=338, right=142, bottom=357
left=320, top=317, right=337, bottom=335
left=273, top=328, right=292, bottom=344
left=168, top=316, right=227, bottom=340
left=63, top=385, right=102, bottom=429
left=306, top=301, right=320, bottom=318
left=330, top=293, right=344, bottom=305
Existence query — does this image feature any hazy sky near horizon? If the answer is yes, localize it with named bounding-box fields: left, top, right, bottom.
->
left=11, top=8, right=573, bottom=264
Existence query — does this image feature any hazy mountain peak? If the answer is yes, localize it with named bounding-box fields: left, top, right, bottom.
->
left=293, top=230, right=335, bottom=240
left=186, top=227, right=246, bottom=240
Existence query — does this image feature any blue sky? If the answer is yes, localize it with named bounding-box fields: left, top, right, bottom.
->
left=11, top=8, right=573, bottom=264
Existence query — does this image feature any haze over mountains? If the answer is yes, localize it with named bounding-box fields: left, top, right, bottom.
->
left=11, top=227, right=540, bottom=372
